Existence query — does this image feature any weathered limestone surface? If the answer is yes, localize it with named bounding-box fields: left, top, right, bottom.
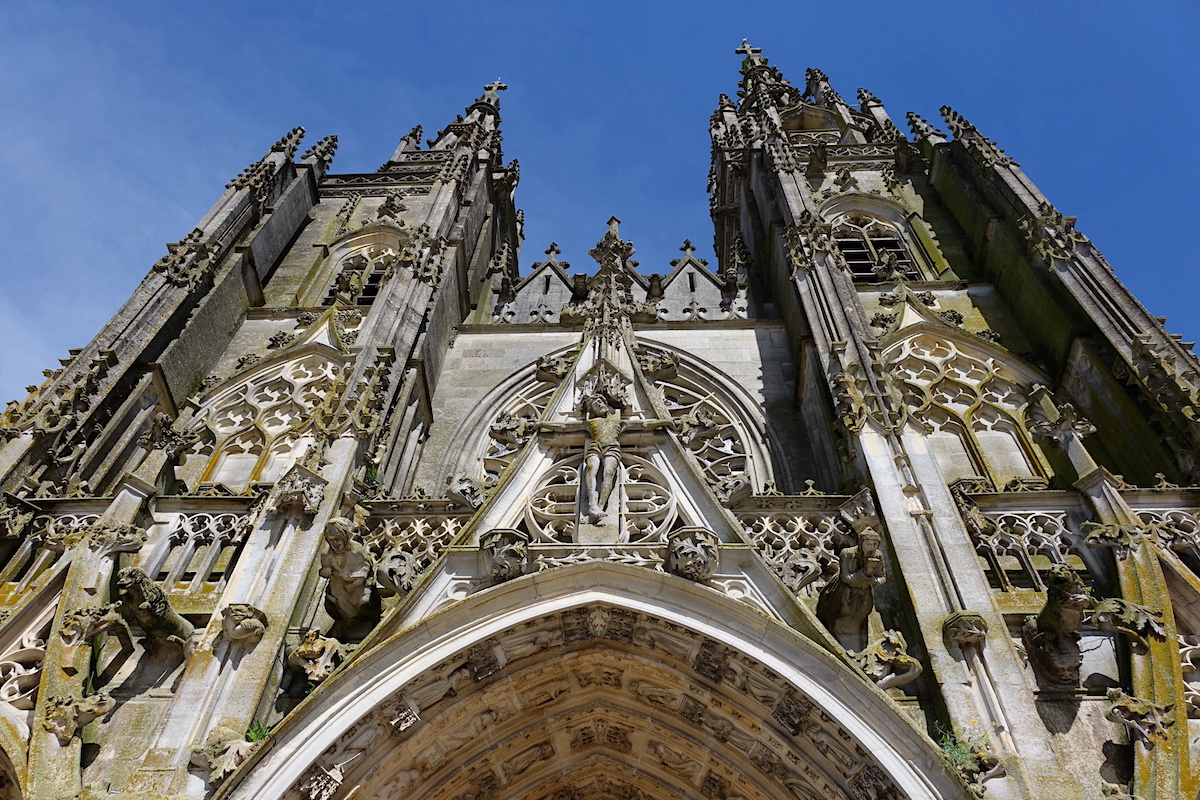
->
left=0, top=50, right=1194, bottom=800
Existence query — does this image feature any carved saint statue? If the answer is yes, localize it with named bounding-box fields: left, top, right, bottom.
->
left=320, top=517, right=381, bottom=641
left=816, top=528, right=886, bottom=648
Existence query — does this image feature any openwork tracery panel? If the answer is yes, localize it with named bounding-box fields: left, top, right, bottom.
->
left=887, top=333, right=1044, bottom=486
left=1138, top=508, right=1200, bottom=578
left=187, top=353, right=343, bottom=491
left=735, top=508, right=847, bottom=596
left=365, top=507, right=467, bottom=596
left=978, top=510, right=1085, bottom=591
left=525, top=454, right=678, bottom=544
left=652, top=371, right=754, bottom=489
left=0, top=513, right=98, bottom=605
left=146, top=512, right=252, bottom=600
left=484, top=382, right=557, bottom=480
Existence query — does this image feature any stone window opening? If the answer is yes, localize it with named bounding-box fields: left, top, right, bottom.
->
left=831, top=215, right=920, bottom=282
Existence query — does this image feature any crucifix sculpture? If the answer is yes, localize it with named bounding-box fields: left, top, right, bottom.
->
left=541, top=392, right=672, bottom=524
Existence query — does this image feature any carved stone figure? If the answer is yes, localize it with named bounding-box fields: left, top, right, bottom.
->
left=666, top=527, right=720, bottom=582
left=375, top=546, right=423, bottom=598
left=43, top=693, right=115, bottom=744
left=854, top=630, right=923, bottom=690
left=541, top=395, right=671, bottom=524
left=816, top=529, right=885, bottom=649
left=287, top=630, right=350, bottom=684
left=320, top=517, right=381, bottom=641
left=447, top=473, right=488, bottom=509
left=59, top=603, right=130, bottom=650
left=483, top=528, right=528, bottom=583
left=1022, top=565, right=1090, bottom=688
left=221, top=603, right=268, bottom=644
left=117, top=567, right=195, bottom=649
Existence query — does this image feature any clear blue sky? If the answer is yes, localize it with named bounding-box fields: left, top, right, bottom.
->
left=1, top=1, right=1197, bottom=403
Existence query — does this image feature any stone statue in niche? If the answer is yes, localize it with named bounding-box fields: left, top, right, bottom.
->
left=816, top=528, right=886, bottom=650
left=320, top=517, right=381, bottom=641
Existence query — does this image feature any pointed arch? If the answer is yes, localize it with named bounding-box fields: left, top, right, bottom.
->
left=819, top=193, right=936, bottom=281
left=442, top=339, right=782, bottom=493
left=883, top=325, right=1051, bottom=488
left=220, top=563, right=965, bottom=800
left=185, top=346, right=345, bottom=492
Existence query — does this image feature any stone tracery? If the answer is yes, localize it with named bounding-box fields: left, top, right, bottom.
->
left=885, top=331, right=1048, bottom=486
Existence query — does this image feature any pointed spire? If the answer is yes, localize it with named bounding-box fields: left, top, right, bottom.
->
left=804, top=68, right=844, bottom=107
left=857, top=87, right=881, bottom=107
left=385, top=125, right=423, bottom=165
left=270, top=126, right=306, bottom=160
left=938, top=106, right=1017, bottom=167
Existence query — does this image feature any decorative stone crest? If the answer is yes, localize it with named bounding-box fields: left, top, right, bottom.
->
left=270, top=466, right=326, bottom=516
left=137, top=411, right=198, bottom=458
left=666, top=527, right=719, bottom=582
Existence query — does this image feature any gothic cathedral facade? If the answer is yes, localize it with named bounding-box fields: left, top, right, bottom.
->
left=0, top=45, right=1196, bottom=800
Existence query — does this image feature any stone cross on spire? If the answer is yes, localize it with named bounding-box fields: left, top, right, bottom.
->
left=476, top=80, right=508, bottom=108
left=735, top=39, right=761, bottom=58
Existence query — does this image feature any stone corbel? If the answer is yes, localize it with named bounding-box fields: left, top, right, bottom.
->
left=483, top=528, right=529, bottom=583
left=666, top=527, right=720, bottom=582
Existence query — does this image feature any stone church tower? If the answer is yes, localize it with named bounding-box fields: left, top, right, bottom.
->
left=0, top=44, right=1197, bottom=800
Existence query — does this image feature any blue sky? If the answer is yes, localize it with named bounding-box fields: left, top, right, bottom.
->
left=1, top=1, right=1197, bottom=403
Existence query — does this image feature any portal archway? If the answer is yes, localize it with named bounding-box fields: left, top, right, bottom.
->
left=222, top=564, right=967, bottom=800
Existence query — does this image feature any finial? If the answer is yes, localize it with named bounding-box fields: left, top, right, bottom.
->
left=485, top=79, right=508, bottom=93
left=606, top=216, right=621, bottom=236
left=544, top=242, right=562, bottom=261
left=679, top=239, right=696, bottom=259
